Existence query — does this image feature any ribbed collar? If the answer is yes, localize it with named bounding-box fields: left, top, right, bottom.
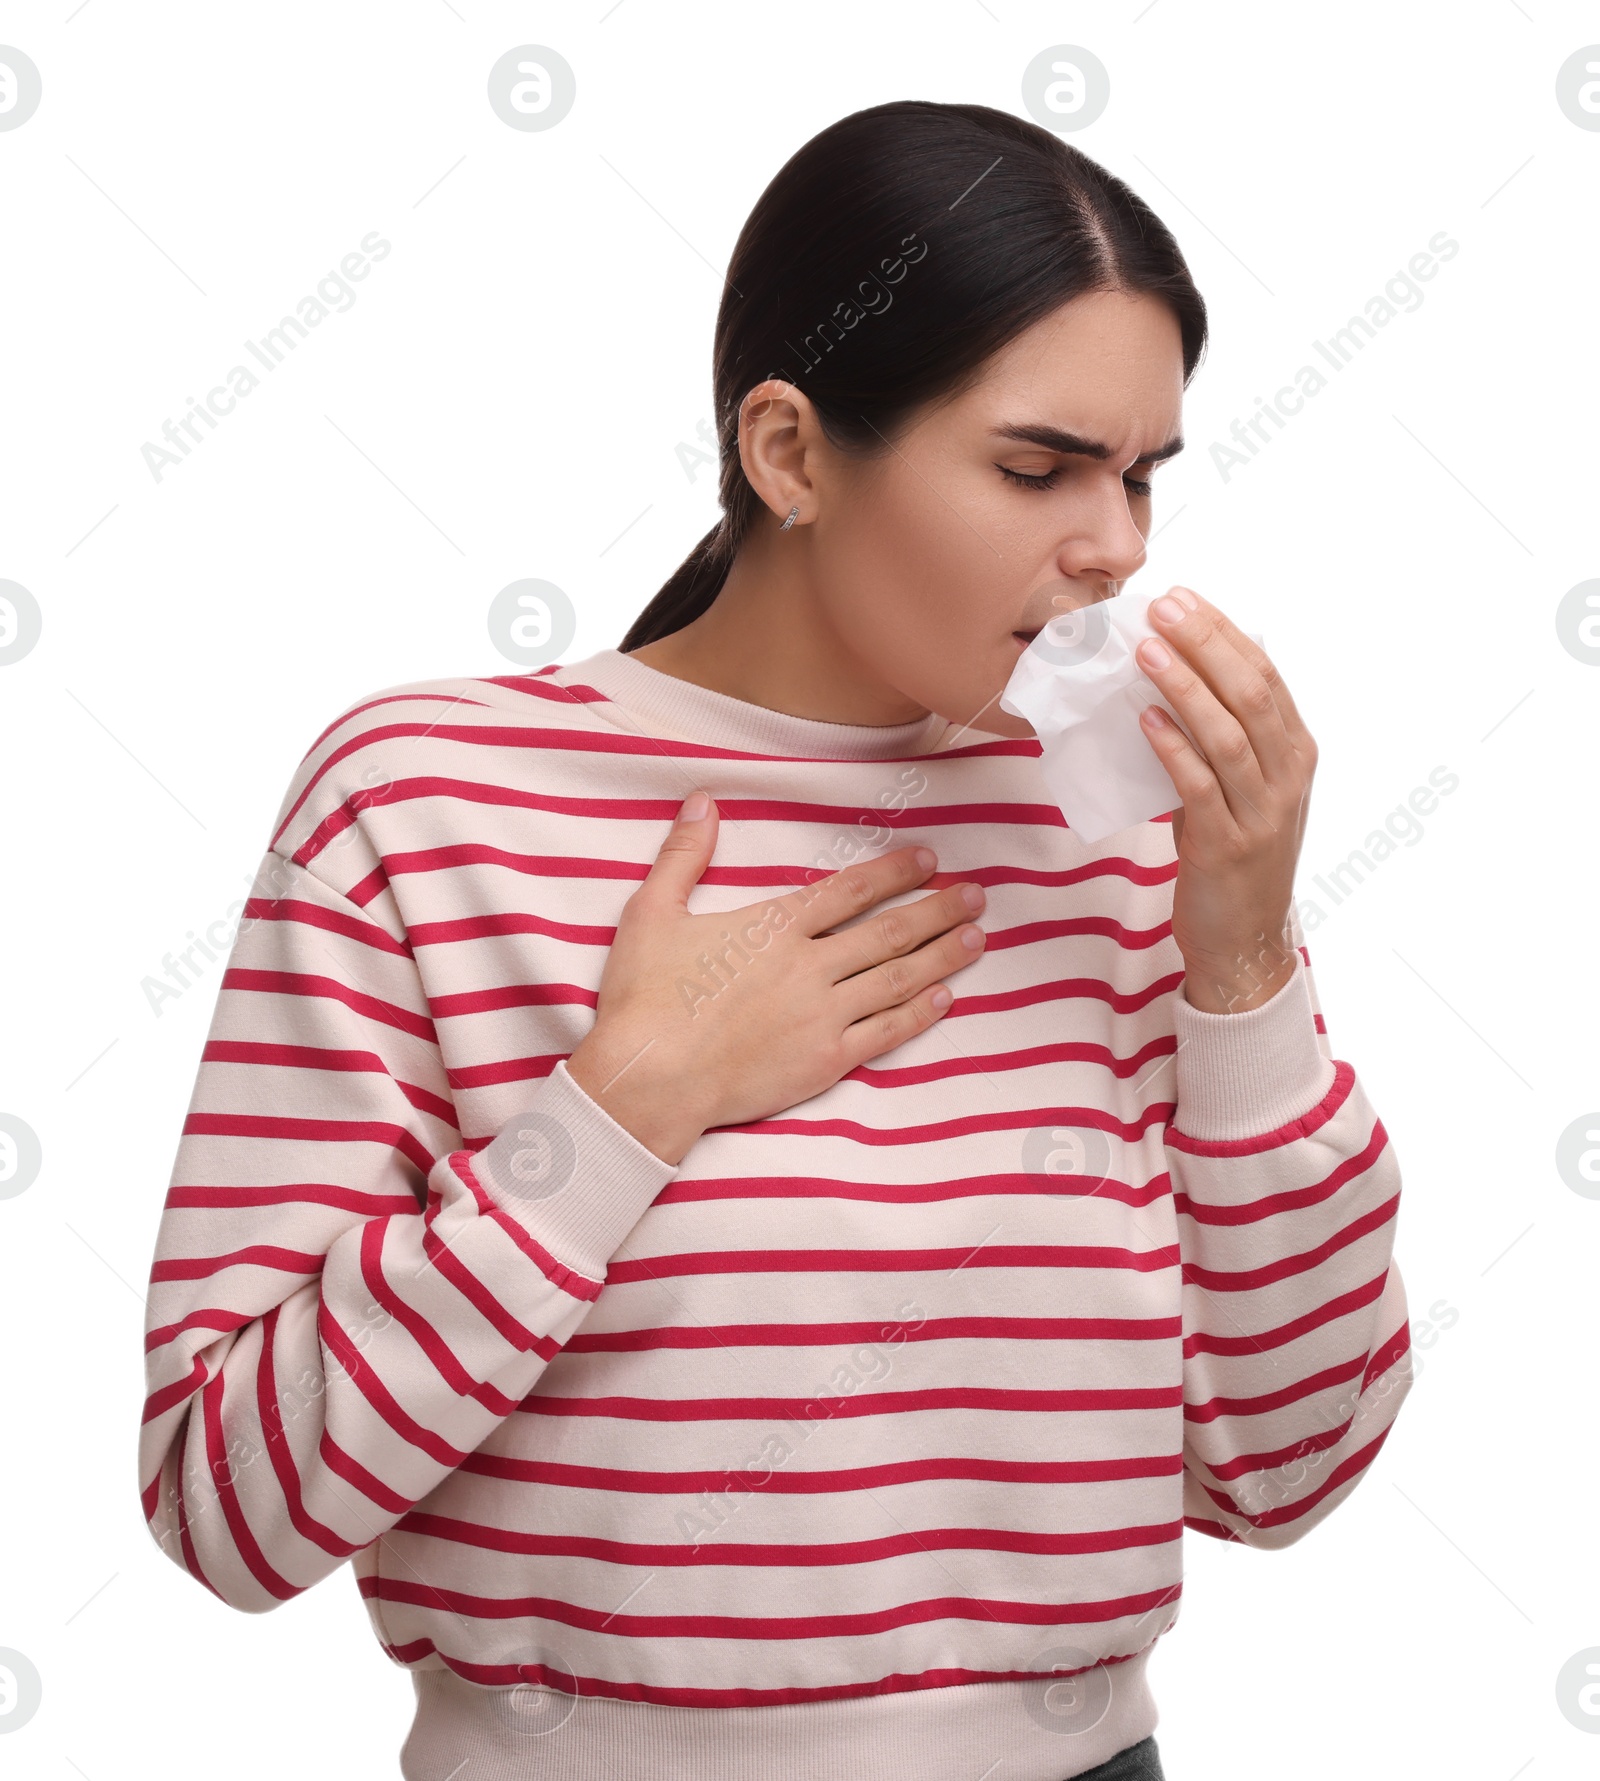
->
left=555, top=647, right=953, bottom=762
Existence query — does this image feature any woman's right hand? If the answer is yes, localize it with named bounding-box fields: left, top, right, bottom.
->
left=564, top=791, right=987, bottom=1165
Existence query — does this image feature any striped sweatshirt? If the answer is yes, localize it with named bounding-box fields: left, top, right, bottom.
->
left=138, top=645, right=1415, bottom=1781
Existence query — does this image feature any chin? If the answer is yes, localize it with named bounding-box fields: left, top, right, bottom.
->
left=971, top=704, right=1037, bottom=741
left=935, top=677, right=1035, bottom=740
left=949, top=648, right=1039, bottom=741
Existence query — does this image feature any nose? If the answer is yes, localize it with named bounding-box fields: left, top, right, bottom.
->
left=1056, top=475, right=1149, bottom=586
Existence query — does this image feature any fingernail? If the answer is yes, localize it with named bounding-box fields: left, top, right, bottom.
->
left=960, top=883, right=985, bottom=911
left=1171, top=586, right=1200, bottom=611
left=914, top=847, right=937, bottom=871
left=1139, top=638, right=1172, bottom=670
left=961, top=926, right=985, bottom=950
left=680, top=791, right=709, bottom=821
left=1153, top=595, right=1187, bottom=625
left=931, top=985, right=953, bottom=1011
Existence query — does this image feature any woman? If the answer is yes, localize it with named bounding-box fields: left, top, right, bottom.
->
left=138, top=100, right=1413, bottom=1780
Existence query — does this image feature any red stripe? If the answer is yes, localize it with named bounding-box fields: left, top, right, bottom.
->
left=1363, top=1308, right=1413, bottom=1388
left=199, top=1360, right=300, bottom=1601
left=358, top=1215, right=555, bottom=1410
left=299, top=689, right=494, bottom=759
left=257, top=1303, right=358, bottom=1560
left=416, top=1211, right=574, bottom=1351
left=236, top=892, right=412, bottom=958
left=375, top=1629, right=1167, bottom=1709
left=479, top=669, right=596, bottom=703
left=423, top=983, right=1185, bottom=1044
left=271, top=720, right=891, bottom=852
left=846, top=1032, right=1177, bottom=1088
left=296, top=777, right=1083, bottom=867
left=446, top=1053, right=563, bottom=1092
left=173, top=1448, right=224, bottom=1601
left=179, top=1112, right=435, bottom=1178
left=346, top=862, right=393, bottom=908
left=145, top=1307, right=256, bottom=1353
left=402, top=901, right=1176, bottom=962
left=651, top=1167, right=1174, bottom=1209
left=411, top=910, right=615, bottom=948
left=1197, top=1407, right=1357, bottom=1482
left=1173, top=1117, right=1390, bottom=1225
left=451, top=1152, right=601, bottom=1305
left=320, top=1428, right=411, bottom=1515
left=459, top=1451, right=1184, bottom=1492
left=199, top=1041, right=454, bottom=1127
left=141, top=1350, right=208, bottom=1423
left=1182, top=1194, right=1399, bottom=1294
left=432, top=981, right=598, bottom=1019
left=1195, top=1422, right=1398, bottom=1532
left=521, top=1383, right=1185, bottom=1421
left=275, top=712, right=1051, bottom=855
left=151, top=1244, right=323, bottom=1283
left=1183, top=1273, right=1387, bottom=1359
left=364, top=1575, right=1182, bottom=1640
left=393, top=1510, right=1183, bottom=1567
left=950, top=972, right=1183, bottom=1018
left=703, top=1103, right=1173, bottom=1146
left=1194, top=1324, right=1411, bottom=1484
left=603, top=1241, right=1178, bottom=1284
left=317, top=1293, right=471, bottom=1470
left=160, top=1182, right=423, bottom=1217
left=1186, top=1348, right=1373, bottom=1421
left=566, top=1312, right=1182, bottom=1352
left=372, top=839, right=1182, bottom=899
left=218, top=965, right=437, bottom=1044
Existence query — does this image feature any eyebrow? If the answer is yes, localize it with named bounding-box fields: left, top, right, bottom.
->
left=991, top=422, right=1185, bottom=464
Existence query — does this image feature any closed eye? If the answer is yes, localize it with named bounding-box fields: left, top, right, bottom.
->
left=997, top=464, right=1155, bottom=497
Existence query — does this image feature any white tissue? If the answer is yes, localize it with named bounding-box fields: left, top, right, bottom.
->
left=997, top=586, right=1265, bottom=845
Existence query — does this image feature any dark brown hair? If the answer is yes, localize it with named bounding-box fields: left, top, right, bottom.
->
left=621, top=99, right=1207, bottom=652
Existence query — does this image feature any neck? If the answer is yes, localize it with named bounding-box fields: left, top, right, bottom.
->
left=628, top=526, right=931, bottom=727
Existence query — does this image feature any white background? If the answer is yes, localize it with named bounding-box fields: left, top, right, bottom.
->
left=2, top=2, right=1597, bottom=1776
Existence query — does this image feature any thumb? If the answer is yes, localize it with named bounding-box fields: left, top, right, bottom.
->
left=639, top=791, right=718, bottom=907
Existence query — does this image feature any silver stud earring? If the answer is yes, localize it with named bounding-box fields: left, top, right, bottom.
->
left=779, top=505, right=799, bottom=531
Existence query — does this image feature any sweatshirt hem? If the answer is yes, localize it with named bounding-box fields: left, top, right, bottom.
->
left=399, top=1645, right=1159, bottom=1781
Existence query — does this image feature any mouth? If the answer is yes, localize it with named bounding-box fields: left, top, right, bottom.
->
left=1013, top=585, right=1121, bottom=649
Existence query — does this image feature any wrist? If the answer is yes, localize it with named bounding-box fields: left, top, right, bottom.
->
left=566, top=1027, right=709, bottom=1167
left=1180, top=935, right=1298, bottom=1014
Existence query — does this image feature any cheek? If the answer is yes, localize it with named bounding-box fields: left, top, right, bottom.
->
left=855, top=576, right=1010, bottom=724
left=819, top=470, right=1036, bottom=732
left=838, top=504, right=1002, bottom=644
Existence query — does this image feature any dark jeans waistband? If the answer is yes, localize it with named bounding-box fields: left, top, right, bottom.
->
left=1072, top=1733, right=1166, bottom=1781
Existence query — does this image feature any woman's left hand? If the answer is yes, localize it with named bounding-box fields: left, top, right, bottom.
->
left=1132, top=587, right=1317, bottom=1014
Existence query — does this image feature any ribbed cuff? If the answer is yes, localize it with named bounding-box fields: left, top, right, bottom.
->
left=471, top=1058, right=679, bottom=1280
left=1171, top=950, right=1336, bottom=1141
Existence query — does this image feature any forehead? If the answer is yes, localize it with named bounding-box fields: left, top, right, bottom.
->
left=959, top=290, right=1185, bottom=437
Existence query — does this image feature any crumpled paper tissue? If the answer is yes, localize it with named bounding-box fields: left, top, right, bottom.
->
left=997, top=586, right=1265, bottom=845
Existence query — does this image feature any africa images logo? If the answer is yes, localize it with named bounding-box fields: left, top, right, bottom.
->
left=1209, top=230, right=1460, bottom=482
